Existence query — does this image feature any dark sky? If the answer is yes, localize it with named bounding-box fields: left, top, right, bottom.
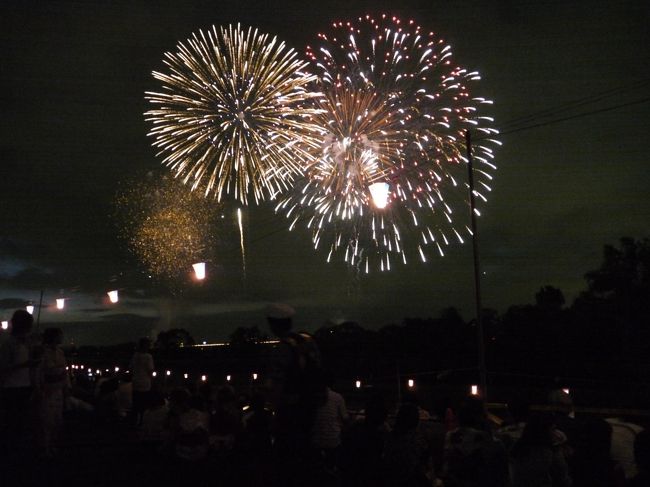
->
left=1, top=0, right=649, bottom=345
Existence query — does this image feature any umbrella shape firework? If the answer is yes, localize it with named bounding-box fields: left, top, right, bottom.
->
left=276, top=14, right=500, bottom=272
left=145, top=24, right=324, bottom=205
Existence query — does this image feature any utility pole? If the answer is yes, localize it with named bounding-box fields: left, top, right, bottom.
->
left=466, top=130, right=487, bottom=398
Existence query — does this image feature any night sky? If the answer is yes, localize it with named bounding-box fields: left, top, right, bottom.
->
left=1, top=0, right=649, bottom=345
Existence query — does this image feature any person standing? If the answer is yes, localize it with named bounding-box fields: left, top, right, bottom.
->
left=265, top=303, right=322, bottom=486
left=0, top=309, right=38, bottom=455
left=129, top=337, right=154, bottom=427
left=35, top=327, right=70, bottom=457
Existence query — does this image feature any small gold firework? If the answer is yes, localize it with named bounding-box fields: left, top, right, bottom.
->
left=116, top=174, right=222, bottom=286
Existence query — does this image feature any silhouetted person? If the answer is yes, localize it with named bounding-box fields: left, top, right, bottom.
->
left=498, top=394, right=532, bottom=452
left=0, top=309, right=38, bottom=456
left=309, top=370, right=348, bottom=476
left=383, top=402, right=432, bottom=487
left=129, top=337, right=154, bottom=427
left=35, top=327, right=69, bottom=457
left=442, top=396, right=509, bottom=487
left=340, top=390, right=390, bottom=487
left=265, top=303, right=321, bottom=486
left=606, top=416, right=644, bottom=480
left=628, top=429, right=650, bottom=487
left=571, top=417, right=625, bottom=487
left=510, top=412, right=572, bottom=487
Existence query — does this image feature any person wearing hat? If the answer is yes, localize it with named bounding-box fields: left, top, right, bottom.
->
left=265, top=303, right=322, bottom=485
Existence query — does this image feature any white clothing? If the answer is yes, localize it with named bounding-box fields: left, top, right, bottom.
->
left=311, top=388, right=349, bottom=449
left=607, top=417, right=644, bottom=479
left=130, top=352, right=154, bottom=391
left=0, top=336, right=31, bottom=388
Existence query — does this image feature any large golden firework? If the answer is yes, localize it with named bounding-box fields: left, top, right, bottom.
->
left=145, top=24, right=324, bottom=205
left=277, top=15, right=500, bottom=272
left=116, top=174, right=222, bottom=286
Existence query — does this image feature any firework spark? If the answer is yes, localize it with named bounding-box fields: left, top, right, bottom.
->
left=116, top=174, right=222, bottom=287
left=145, top=24, right=324, bottom=205
left=277, top=15, right=500, bottom=271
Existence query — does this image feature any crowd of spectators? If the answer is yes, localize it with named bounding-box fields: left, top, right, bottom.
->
left=1, top=307, right=649, bottom=487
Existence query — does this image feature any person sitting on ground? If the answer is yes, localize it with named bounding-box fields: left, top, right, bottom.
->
left=340, top=389, right=390, bottom=487
left=210, top=384, right=242, bottom=454
left=309, top=369, right=349, bottom=473
left=627, top=429, right=650, bottom=487
left=442, top=395, right=509, bottom=487
left=606, top=416, right=644, bottom=480
left=383, top=402, right=433, bottom=487
left=509, top=412, right=572, bottom=487
left=498, top=394, right=531, bottom=452
left=129, top=337, right=154, bottom=428
left=167, top=388, right=210, bottom=462
left=570, top=416, right=625, bottom=487
left=140, top=388, right=169, bottom=443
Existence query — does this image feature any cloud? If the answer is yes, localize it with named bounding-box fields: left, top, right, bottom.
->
left=0, top=297, right=28, bottom=310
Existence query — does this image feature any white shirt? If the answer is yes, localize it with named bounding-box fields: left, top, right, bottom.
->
left=311, top=388, right=349, bottom=449
left=0, top=336, right=31, bottom=388
left=130, top=352, right=154, bottom=392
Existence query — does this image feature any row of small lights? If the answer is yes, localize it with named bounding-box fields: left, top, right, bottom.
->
left=0, top=263, right=207, bottom=327
left=68, top=363, right=253, bottom=383
left=67, top=366, right=570, bottom=397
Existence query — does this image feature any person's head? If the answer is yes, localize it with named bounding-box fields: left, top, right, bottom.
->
left=508, top=394, right=532, bottom=423
left=265, top=303, right=295, bottom=338
left=515, top=413, right=555, bottom=451
left=548, top=389, right=573, bottom=416
left=250, top=392, right=266, bottom=412
left=364, top=390, right=388, bottom=428
left=394, top=402, right=419, bottom=433
left=10, top=309, right=33, bottom=337
left=169, top=388, right=191, bottom=414
left=576, top=417, right=613, bottom=458
left=137, top=337, right=151, bottom=353
left=634, top=429, right=650, bottom=474
left=457, top=395, right=488, bottom=431
left=42, top=327, right=63, bottom=346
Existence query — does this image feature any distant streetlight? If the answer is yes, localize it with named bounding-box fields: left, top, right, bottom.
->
left=408, top=379, right=415, bottom=388
left=201, top=374, right=207, bottom=382
left=56, top=298, right=65, bottom=310
left=368, top=182, right=390, bottom=209
left=562, top=388, right=570, bottom=395
left=471, top=384, right=479, bottom=396
left=26, top=305, right=34, bottom=315
left=1, top=321, right=8, bottom=330
left=107, top=290, right=119, bottom=303
left=252, top=373, right=258, bottom=380
left=355, top=380, right=361, bottom=389
left=184, top=373, right=188, bottom=379
left=192, top=262, right=206, bottom=280
left=152, top=371, right=157, bottom=377
left=166, top=370, right=171, bottom=376
left=226, top=375, right=231, bottom=382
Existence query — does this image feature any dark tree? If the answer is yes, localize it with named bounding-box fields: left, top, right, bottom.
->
left=155, top=328, right=195, bottom=350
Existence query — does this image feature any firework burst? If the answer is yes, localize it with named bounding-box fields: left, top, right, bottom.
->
left=145, top=24, right=324, bottom=205
left=276, top=14, right=500, bottom=271
left=115, top=173, right=223, bottom=288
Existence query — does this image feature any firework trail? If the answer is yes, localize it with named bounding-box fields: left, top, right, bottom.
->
left=145, top=24, right=324, bottom=205
left=276, top=14, right=500, bottom=271
left=237, top=207, right=246, bottom=283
